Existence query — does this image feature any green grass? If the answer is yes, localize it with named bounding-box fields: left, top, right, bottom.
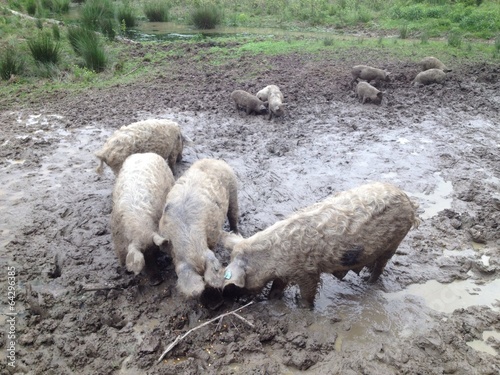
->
left=27, top=32, right=60, bottom=64
left=191, top=4, right=222, bottom=29
left=117, top=1, right=137, bottom=28
left=80, top=0, right=116, bottom=38
left=0, top=46, right=25, bottom=80
left=143, top=0, right=170, bottom=22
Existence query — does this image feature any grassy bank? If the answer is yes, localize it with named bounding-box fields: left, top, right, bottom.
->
left=1, top=0, right=500, bottom=107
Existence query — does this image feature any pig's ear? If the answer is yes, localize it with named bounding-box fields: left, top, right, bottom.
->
left=223, top=261, right=246, bottom=288
left=220, top=231, right=244, bottom=250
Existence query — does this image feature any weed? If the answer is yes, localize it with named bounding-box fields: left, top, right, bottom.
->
left=52, top=23, right=60, bottom=40
left=67, top=26, right=107, bottom=72
left=28, top=33, right=60, bottom=64
left=377, top=36, right=384, bottom=45
left=399, top=24, right=409, bottom=39
left=447, top=30, right=462, bottom=48
left=323, top=37, right=334, bottom=46
left=191, top=4, right=222, bottom=29
left=25, top=0, right=37, bottom=15
left=0, top=46, right=24, bottom=80
left=495, top=34, right=500, bottom=52
left=420, top=30, right=429, bottom=44
left=144, top=0, right=169, bottom=22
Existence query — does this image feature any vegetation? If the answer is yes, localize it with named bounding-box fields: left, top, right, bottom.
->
left=0, top=46, right=25, bottom=80
left=27, top=32, right=60, bottom=64
left=117, top=1, right=137, bottom=28
left=190, top=4, right=223, bottom=29
left=80, top=0, right=116, bottom=38
left=144, top=0, right=170, bottom=22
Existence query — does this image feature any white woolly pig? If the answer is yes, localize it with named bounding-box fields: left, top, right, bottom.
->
left=256, top=85, right=283, bottom=102
left=153, top=159, right=239, bottom=300
left=350, top=65, right=391, bottom=87
left=111, top=153, right=175, bottom=276
left=268, top=91, right=285, bottom=120
left=413, top=68, right=447, bottom=86
left=419, top=56, right=452, bottom=72
left=222, top=182, right=419, bottom=307
left=356, top=81, right=383, bottom=104
left=95, top=119, right=184, bottom=175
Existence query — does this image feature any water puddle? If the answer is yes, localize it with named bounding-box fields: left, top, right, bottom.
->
left=387, top=279, right=500, bottom=314
left=467, top=330, right=500, bottom=356
left=409, top=172, right=453, bottom=219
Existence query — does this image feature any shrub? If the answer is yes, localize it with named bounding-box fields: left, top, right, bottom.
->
left=0, top=46, right=24, bottom=80
left=144, top=0, right=169, bottom=22
left=27, top=33, right=60, bottom=64
left=117, top=1, right=137, bottom=28
left=191, top=4, right=222, bottom=29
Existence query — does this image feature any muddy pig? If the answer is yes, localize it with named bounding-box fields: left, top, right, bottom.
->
left=153, top=159, right=239, bottom=300
left=231, top=90, right=267, bottom=115
left=268, top=91, right=285, bottom=120
left=111, top=153, right=175, bottom=277
left=222, top=182, right=419, bottom=307
left=95, top=119, right=184, bottom=175
left=350, top=65, right=391, bottom=87
left=419, top=56, right=452, bottom=72
left=256, top=85, right=282, bottom=102
left=413, top=68, right=447, bottom=86
left=356, top=81, right=383, bottom=104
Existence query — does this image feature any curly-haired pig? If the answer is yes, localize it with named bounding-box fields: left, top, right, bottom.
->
left=153, top=159, right=239, bottom=300
left=231, top=90, right=267, bottom=115
left=350, top=65, right=391, bottom=87
left=111, top=153, right=175, bottom=277
left=413, top=68, right=447, bottom=86
left=356, top=81, right=383, bottom=104
left=419, top=56, right=452, bottom=72
left=95, top=119, right=184, bottom=175
left=256, top=85, right=282, bottom=102
left=221, top=182, right=419, bottom=307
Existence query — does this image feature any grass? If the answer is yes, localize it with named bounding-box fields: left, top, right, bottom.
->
left=0, top=46, right=25, bottom=80
left=191, top=4, right=222, bottom=29
left=67, top=26, right=107, bottom=71
left=80, top=0, right=116, bottom=38
left=27, top=32, right=60, bottom=64
left=117, top=1, right=137, bottom=28
left=144, top=0, right=170, bottom=22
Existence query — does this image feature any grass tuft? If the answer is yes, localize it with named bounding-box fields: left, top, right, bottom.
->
left=81, top=0, right=116, bottom=38
left=447, top=30, right=462, bottom=48
left=399, top=24, right=409, bottom=39
left=144, top=0, right=170, bottom=22
left=117, top=1, right=137, bottom=28
left=0, top=46, right=25, bottom=80
left=191, top=4, right=222, bottom=29
left=27, top=33, right=60, bottom=64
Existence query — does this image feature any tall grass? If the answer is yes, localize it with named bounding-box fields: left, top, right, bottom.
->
left=191, top=4, right=222, bottom=29
left=144, top=0, right=170, bottom=22
left=27, top=33, right=60, bottom=64
left=117, top=1, right=137, bottom=28
left=0, top=46, right=25, bottom=80
left=81, top=0, right=117, bottom=39
left=67, top=26, right=107, bottom=72
left=448, top=30, right=462, bottom=48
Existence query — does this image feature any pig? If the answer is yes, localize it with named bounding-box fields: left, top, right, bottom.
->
left=350, top=65, right=391, bottom=87
left=95, top=119, right=184, bottom=175
left=221, top=182, right=419, bottom=307
left=356, top=81, right=383, bottom=104
left=413, top=68, right=447, bottom=86
left=231, top=90, right=267, bottom=115
left=111, top=153, right=175, bottom=277
left=419, top=56, right=452, bottom=73
left=256, top=85, right=282, bottom=102
left=268, top=91, right=285, bottom=120
left=153, top=159, right=239, bottom=300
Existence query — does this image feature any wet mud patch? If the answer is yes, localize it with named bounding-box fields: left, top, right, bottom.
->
left=1, top=46, right=499, bottom=374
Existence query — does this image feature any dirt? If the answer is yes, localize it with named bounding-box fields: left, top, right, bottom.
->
left=1, top=40, right=500, bottom=375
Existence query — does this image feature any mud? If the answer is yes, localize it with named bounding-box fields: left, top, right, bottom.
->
left=1, top=41, right=499, bottom=374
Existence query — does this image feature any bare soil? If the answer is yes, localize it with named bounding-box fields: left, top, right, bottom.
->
left=1, top=40, right=499, bottom=375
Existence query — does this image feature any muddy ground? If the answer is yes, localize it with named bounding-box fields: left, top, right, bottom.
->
left=1, top=40, right=500, bottom=374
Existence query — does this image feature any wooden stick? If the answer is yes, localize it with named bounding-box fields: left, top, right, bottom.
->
left=157, top=301, right=254, bottom=363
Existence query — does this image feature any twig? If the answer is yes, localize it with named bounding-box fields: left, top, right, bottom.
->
left=157, top=301, right=254, bottom=363
left=231, top=312, right=255, bottom=328
left=124, top=65, right=142, bottom=77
